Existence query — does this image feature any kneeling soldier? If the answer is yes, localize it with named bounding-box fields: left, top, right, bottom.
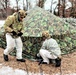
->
left=38, top=31, right=61, bottom=67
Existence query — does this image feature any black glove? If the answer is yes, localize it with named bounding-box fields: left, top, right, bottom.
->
left=11, top=31, right=17, bottom=35
left=18, top=32, right=23, bottom=36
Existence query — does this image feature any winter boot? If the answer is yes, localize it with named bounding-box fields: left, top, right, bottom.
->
left=3, top=54, right=8, bottom=61
left=55, top=57, right=61, bottom=67
left=49, top=59, right=55, bottom=64
left=16, top=59, right=25, bottom=62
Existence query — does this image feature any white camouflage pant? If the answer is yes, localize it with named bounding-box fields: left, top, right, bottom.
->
left=4, top=33, right=23, bottom=59
left=39, top=49, right=58, bottom=64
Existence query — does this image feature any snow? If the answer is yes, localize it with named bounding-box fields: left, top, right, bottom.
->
left=0, top=66, right=26, bottom=75
left=0, top=65, right=76, bottom=75
left=43, top=0, right=72, bottom=14
left=43, top=0, right=58, bottom=13
left=10, top=0, right=27, bottom=9
left=10, top=0, right=72, bottom=13
left=0, top=20, right=5, bottom=27
left=0, top=65, right=49, bottom=75
left=65, top=2, right=72, bottom=9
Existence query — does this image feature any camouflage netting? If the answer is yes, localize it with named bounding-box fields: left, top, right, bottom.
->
left=23, top=7, right=75, bottom=37
left=0, top=7, right=76, bottom=59
left=62, top=18, right=76, bottom=27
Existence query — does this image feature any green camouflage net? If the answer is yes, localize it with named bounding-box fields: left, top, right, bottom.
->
left=0, top=7, right=76, bottom=59
left=23, top=7, right=75, bottom=37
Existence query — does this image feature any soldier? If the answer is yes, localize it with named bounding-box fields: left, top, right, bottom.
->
left=3, top=10, right=27, bottom=62
left=38, top=31, right=61, bottom=67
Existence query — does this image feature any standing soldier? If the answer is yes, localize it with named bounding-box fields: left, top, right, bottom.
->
left=38, top=31, right=61, bottom=67
left=3, top=10, right=27, bottom=62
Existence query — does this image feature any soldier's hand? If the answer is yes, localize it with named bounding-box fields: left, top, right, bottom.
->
left=18, top=32, right=23, bottom=36
left=11, top=31, right=17, bottom=35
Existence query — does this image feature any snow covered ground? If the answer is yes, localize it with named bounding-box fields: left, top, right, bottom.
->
left=0, top=63, right=76, bottom=75
left=0, top=65, right=76, bottom=75
left=0, top=65, right=26, bottom=75
left=0, top=20, right=5, bottom=27
left=0, top=64, right=49, bottom=75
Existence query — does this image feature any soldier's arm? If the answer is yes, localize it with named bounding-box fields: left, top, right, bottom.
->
left=4, top=16, right=14, bottom=33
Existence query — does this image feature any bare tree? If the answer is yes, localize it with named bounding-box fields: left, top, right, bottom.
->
left=25, top=0, right=28, bottom=11
left=26, top=0, right=27, bottom=10
left=0, top=0, right=10, bottom=17
left=50, top=0, right=53, bottom=12
left=58, top=0, right=61, bottom=16
left=23, top=0, right=26, bottom=10
left=15, top=0, right=20, bottom=11
left=62, top=0, right=65, bottom=17
left=71, top=0, right=76, bottom=17
left=38, top=0, right=45, bottom=8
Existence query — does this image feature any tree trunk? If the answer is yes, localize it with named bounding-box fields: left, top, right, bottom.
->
left=38, top=0, right=44, bottom=8
left=63, top=0, right=65, bottom=17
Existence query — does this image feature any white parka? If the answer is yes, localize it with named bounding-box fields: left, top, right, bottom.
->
left=41, top=38, right=61, bottom=57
